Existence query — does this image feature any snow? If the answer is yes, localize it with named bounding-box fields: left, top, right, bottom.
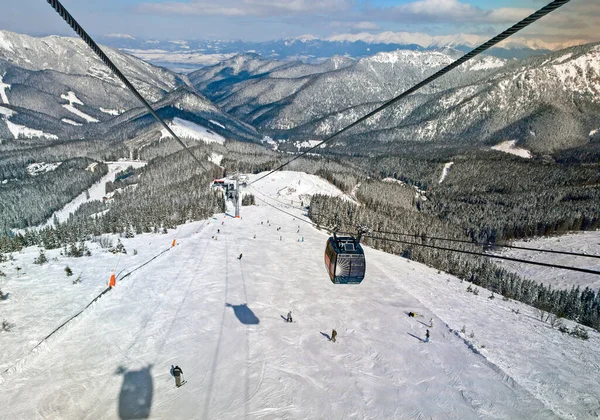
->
left=5, top=120, right=58, bottom=140
left=491, top=140, right=532, bottom=159
left=60, top=91, right=99, bottom=123
left=208, top=153, right=223, bottom=166
left=554, top=53, right=573, bottom=64
left=294, top=139, right=325, bottom=150
left=0, top=31, right=14, bottom=52
left=468, top=57, right=506, bottom=71
left=0, top=73, right=10, bottom=104
left=100, top=107, right=122, bottom=116
left=590, top=129, right=598, bottom=137
left=439, top=162, right=454, bottom=184
left=1, top=184, right=599, bottom=418
left=26, top=162, right=62, bottom=176
left=160, top=117, right=226, bottom=145
left=40, top=161, right=147, bottom=228
left=0, top=105, right=15, bottom=118
left=209, top=119, right=226, bottom=129
left=492, top=230, right=600, bottom=291
left=61, top=118, right=82, bottom=126
left=246, top=171, right=354, bottom=207
left=260, top=136, right=278, bottom=150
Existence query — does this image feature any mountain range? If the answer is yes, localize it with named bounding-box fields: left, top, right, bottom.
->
left=189, top=43, right=600, bottom=155
left=96, top=31, right=572, bottom=72
left=1, top=29, right=599, bottom=159
left=0, top=30, right=259, bottom=152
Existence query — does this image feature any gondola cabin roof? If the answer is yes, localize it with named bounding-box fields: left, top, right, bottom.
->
left=328, top=236, right=364, bottom=255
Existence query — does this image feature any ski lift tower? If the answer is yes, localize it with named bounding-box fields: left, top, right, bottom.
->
left=234, top=176, right=241, bottom=218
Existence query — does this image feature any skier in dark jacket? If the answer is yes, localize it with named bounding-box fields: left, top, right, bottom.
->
left=425, top=330, right=430, bottom=343
left=286, top=311, right=293, bottom=322
left=238, top=253, right=243, bottom=260
left=331, top=329, right=337, bottom=342
left=173, top=365, right=184, bottom=387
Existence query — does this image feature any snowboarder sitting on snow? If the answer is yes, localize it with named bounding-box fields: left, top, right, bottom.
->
left=286, top=311, right=293, bottom=322
left=331, top=329, right=337, bottom=342
left=238, top=253, right=243, bottom=260
left=408, top=312, right=418, bottom=317
left=173, top=365, right=184, bottom=387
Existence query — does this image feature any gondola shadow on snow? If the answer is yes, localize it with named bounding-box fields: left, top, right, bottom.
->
left=116, top=365, right=153, bottom=419
left=226, top=303, right=260, bottom=325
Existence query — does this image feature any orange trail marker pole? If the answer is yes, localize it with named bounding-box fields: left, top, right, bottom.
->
left=109, top=273, right=116, bottom=287
left=172, top=239, right=177, bottom=247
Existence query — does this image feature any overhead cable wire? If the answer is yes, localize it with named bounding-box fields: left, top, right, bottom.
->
left=365, top=234, right=600, bottom=276
left=250, top=0, right=571, bottom=186
left=370, top=229, right=600, bottom=259
left=45, top=0, right=204, bottom=166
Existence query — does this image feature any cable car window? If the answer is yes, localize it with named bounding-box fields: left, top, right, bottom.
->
left=344, top=243, right=355, bottom=252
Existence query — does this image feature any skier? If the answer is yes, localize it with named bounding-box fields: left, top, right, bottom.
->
left=429, top=318, right=434, bottom=328
left=286, top=311, right=293, bottom=322
left=425, top=330, right=430, bottom=343
left=331, top=329, right=337, bottom=343
left=253, top=234, right=256, bottom=239
left=173, top=365, right=184, bottom=387
left=238, top=253, right=243, bottom=260
left=408, top=312, right=416, bottom=317
left=217, top=229, right=220, bottom=234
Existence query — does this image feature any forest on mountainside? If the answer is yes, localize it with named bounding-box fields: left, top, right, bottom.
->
left=0, top=158, right=108, bottom=235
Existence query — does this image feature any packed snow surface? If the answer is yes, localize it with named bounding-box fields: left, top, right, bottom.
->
left=61, top=91, right=99, bottom=123
left=0, top=105, right=15, bottom=117
left=246, top=171, right=352, bottom=207
left=160, top=117, right=225, bottom=145
left=491, top=140, right=532, bottom=159
left=61, top=118, right=82, bottom=126
left=208, top=153, right=223, bottom=166
left=209, top=119, right=225, bottom=129
left=40, top=161, right=146, bottom=228
left=493, top=230, right=600, bottom=291
left=1, top=192, right=599, bottom=418
left=439, top=162, right=454, bottom=184
left=0, top=73, right=10, bottom=104
left=100, top=107, right=122, bottom=116
left=5, top=120, right=58, bottom=140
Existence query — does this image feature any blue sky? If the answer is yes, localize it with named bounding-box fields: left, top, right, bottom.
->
left=1, top=0, right=597, bottom=44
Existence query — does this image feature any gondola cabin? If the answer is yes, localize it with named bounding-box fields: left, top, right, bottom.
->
left=324, top=236, right=366, bottom=284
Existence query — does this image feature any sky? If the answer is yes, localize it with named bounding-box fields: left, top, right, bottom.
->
left=1, top=0, right=598, bottom=46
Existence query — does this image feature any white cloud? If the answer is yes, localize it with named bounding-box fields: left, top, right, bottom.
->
left=368, top=0, right=533, bottom=25
left=331, top=21, right=381, bottom=31
left=139, top=0, right=353, bottom=17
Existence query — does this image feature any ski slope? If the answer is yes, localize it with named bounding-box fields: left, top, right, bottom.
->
left=1, top=176, right=599, bottom=419
left=493, top=230, right=600, bottom=291
left=40, top=160, right=146, bottom=228
left=247, top=171, right=355, bottom=207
